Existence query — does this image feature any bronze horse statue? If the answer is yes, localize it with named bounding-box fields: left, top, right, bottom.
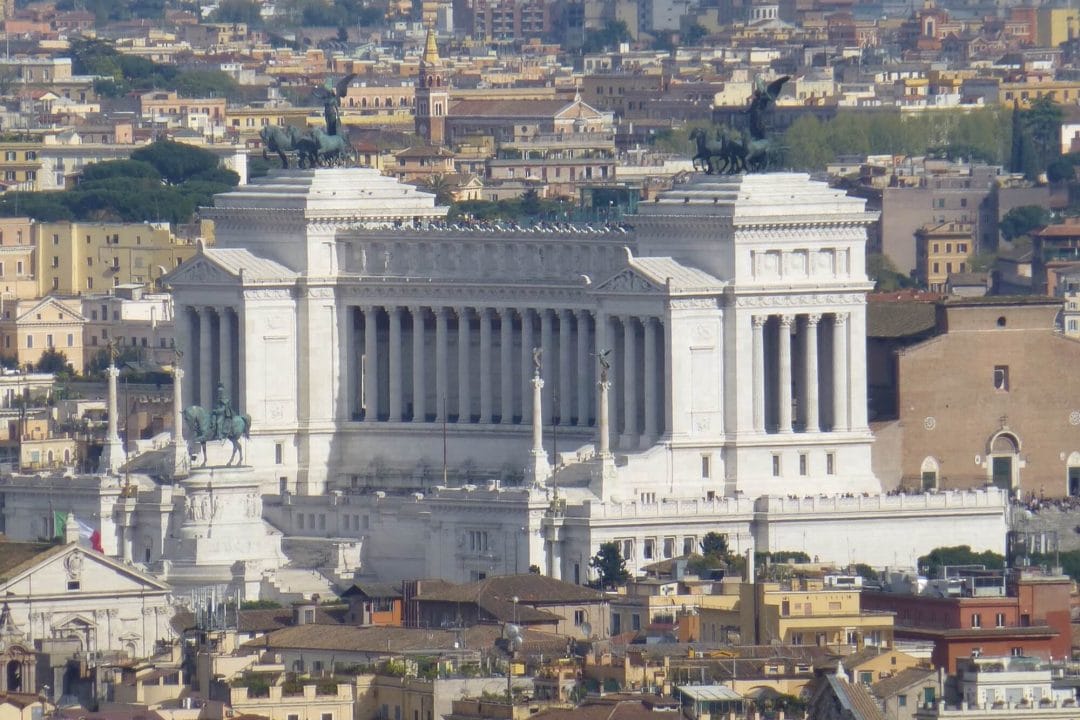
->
left=260, top=125, right=307, bottom=169
left=183, top=405, right=251, bottom=467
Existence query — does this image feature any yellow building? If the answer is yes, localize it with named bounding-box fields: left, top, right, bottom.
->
left=225, top=105, right=313, bottom=138
left=1038, top=7, right=1079, bottom=48
left=0, top=143, right=43, bottom=191
left=0, top=218, right=41, bottom=300
left=734, top=575, right=894, bottom=651
left=916, top=221, right=974, bottom=293
left=35, top=221, right=196, bottom=296
left=1000, top=79, right=1080, bottom=108
left=0, top=296, right=85, bottom=372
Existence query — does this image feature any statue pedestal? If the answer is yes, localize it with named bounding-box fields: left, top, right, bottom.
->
left=99, top=438, right=125, bottom=475
left=589, top=453, right=617, bottom=500
left=526, top=449, right=549, bottom=488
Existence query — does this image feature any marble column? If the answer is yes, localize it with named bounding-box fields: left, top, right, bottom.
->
left=457, top=306, right=471, bottom=423
left=198, top=307, right=212, bottom=407
left=101, top=362, right=123, bottom=473
left=172, top=368, right=184, bottom=446
left=388, top=306, right=403, bottom=422
left=218, top=307, right=232, bottom=406
left=558, top=310, right=572, bottom=425
left=575, top=310, right=591, bottom=426
left=363, top=306, right=379, bottom=421
left=643, top=317, right=658, bottom=441
left=520, top=309, right=534, bottom=422
left=778, top=315, right=793, bottom=433
left=411, top=306, right=426, bottom=422
left=622, top=316, right=638, bottom=441
left=435, top=307, right=448, bottom=422
left=499, top=308, right=514, bottom=424
left=539, top=309, right=553, bottom=425
left=804, top=314, right=821, bottom=433
left=527, top=370, right=548, bottom=485
left=479, top=308, right=493, bottom=423
left=598, top=375, right=611, bottom=456
left=752, top=315, right=766, bottom=433
left=833, top=313, right=849, bottom=432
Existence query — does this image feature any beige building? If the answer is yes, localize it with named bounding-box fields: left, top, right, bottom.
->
left=0, top=218, right=39, bottom=301
left=35, top=221, right=195, bottom=296
left=0, top=296, right=85, bottom=372
left=916, top=221, right=974, bottom=292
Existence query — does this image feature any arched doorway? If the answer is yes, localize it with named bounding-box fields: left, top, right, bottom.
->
left=989, top=431, right=1021, bottom=492
left=6, top=659, right=21, bottom=691
left=1068, top=452, right=1080, bottom=496
left=921, top=457, right=940, bottom=490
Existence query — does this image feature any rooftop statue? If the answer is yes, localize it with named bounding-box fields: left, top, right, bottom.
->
left=260, top=74, right=357, bottom=169
left=692, top=75, right=789, bottom=175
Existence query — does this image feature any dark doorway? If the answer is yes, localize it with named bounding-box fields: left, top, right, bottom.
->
left=1069, top=467, right=1080, bottom=496
left=6, top=659, right=21, bottom=691
left=992, top=456, right=1013, bottom=491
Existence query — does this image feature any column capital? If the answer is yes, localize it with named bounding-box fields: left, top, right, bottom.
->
left=387, top=305, right=402, bottom=315
left=407, top=304, right=425, bottom=316
left=478, top=307, right=493, bottom=319
left=434, top=306, right=449, bottom=318
left=751, top=314, right=767, bottom=328
left=779, top=314, right=795, bottom=328
left=575, top=308, right=594, bottom=320
left=360, top=304, right=378, bottom=314
left=454, top=306, right=470, bottom=318
left=806, top=313, right=822, bottom=326
left=497, top=307, right=514, bottom=319
left=834, top=313, right=848, bottom=327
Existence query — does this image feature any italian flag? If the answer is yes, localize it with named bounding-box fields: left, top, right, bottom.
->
left=54, top=512, right=103, bottom=552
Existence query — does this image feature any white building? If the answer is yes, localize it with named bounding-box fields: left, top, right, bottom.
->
left=158, top=168, right=1006, bottom=585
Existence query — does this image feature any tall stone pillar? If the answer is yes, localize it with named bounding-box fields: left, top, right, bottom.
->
left=411, top=306, right=426, bottom=422
left=575, top=310, right=591, bottom=426
left=479, top=308, right=493, bottom=423
left=388, top=306, right=402, bottom=422
left=643, top=317, right=658, bottom=442
left=435, top=307, right=448, bottom=422
left=833, top=313, right=849, bottom=432
left=218, top=307, right=232, bottom=406
left=169, top=367, right=188, bottom=478
left=804, top=314, right=821, bottom=433
left=526, top=363, right=548, bottom=486
left=752, top=315, right=766, bottom=433
left=558, top=310, right=572, bottom=425
left=456, top=307, right=471, bottom=423
left=520, top=309, right=534, bottom=422
left=499, top=308, right=514, bottom=424
left=539, top=310, right=553, bottom=425
left=778, top=315, right=793, bottom=433
left=198, top=307, right=212, bottom=407
left=621, top=316, right=638, bottom=444
left=598, top=374, right=611, bottom=456
left=100, top=362, right=123, bottom=473
left=363, top=306, right=379, bottom=421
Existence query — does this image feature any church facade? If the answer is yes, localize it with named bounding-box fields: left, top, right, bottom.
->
left=162, top=168, right=1007, bottom=585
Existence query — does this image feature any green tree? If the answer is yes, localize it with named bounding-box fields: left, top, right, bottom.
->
left=174, top=70, right=242, bottom=100
left=80, top=159, right=161, bottom=184
left=782, top=115, right=832, bottom=171
left=1000, top=205, right=1051, bottom=241
left=419, top=174, right=455, bottom=205
left=1023, top=96, right=1065, bottom=172
left=131, top=140, right=225, bottom=185
left=699, top=532, right=729, bottom=557
left=682, top=23, right=708, bottom=46
left=213, top=0, right=263, bottom=24
left=520, top=188, right=542, bottom=216
left=583, top=20, right=630, bottom=53
left=918, top=545, right=1005, bottom=578
left=867, top=253, right=914, bottom=292
left=590, top=541, right=630, bottom=589
left=35, top=348, right=74, bottom=376
left=1046, top=158, right=1075, bottom=184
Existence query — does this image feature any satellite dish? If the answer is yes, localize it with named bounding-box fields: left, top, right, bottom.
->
left=580, top=621, right=592, bottom=638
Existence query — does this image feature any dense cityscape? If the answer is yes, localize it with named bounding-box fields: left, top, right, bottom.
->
left=0, top=0, right=1077, bottom=718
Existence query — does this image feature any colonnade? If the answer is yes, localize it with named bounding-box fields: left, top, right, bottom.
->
left=750, top=312, right=849, bottom=434
left=346, top=305, right=668, bottom=445
left=182, top=306, right=240, bottom=410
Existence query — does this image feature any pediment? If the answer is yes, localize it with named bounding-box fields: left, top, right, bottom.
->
left=165, top=256, right=240, bottom=286
left=593, top=269, right=665, bottom=295
left=0, top=544, right=171, bottom=595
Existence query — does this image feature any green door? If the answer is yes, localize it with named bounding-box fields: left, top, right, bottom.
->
left=992, top=456, right=1013, bottom=490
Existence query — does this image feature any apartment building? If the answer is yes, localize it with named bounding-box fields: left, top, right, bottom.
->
left=916, top=221, right=974, bottom=292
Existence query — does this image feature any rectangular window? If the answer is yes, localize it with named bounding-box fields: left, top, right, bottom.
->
left=26, top=335, right=32, bottom=349
left=66, top=334, right=73, bottom=347
left=994, top=365, right=1009, bottom=391
left=663, top=537, right=675, bottom=559
left=622, top=539, right=633, bottom=560
left=67, top=580, right=80, bottom=590
left=51, top=256, right=58, bottom=268
left=971, top=613, right=981, bottom=628
left=643, top=538, right=655, bottom=560
left=15, top=261, right=21, bottom=274
left=932, top=261, right=940, bottom=274
left=898, top=695, right=907, bottom=707
left=799, top=453, right=808, bottom=476
left=275, top=442, right=284, bottom=464
left=683, top=537, right=695, bottom=556
left=996, top=612, right=1005, bottom=627
left=574, top=609, right=585, bottom=625
left=1011, top=647, right=1023, bottom=657
left=826, top=452, right=835, bottom=475
left=87, top=257, right=92, bottom=267
left=701, top=454, right=710, bottom=478
left=772, top=454, right=781, bottom=477
left=631, top=614, right=641, bottom=631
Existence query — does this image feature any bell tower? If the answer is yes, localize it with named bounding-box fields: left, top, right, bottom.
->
left=415, top=28, right=448, bottom=146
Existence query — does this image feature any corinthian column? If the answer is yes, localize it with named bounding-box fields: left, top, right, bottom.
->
left=499, top=308, right=514, bottom=424
left=575, top=310, right=591, bottom=426
left=621, top=316, right=638, bottom=443
left=805, top=314, right=821, bottom=433
left=198, top=307, right=212, bottom=407
left=752, top=315, right=766, bottom=433
left=363, top=306, right=379, bottom=421
left=558, top=310, right=572, bottom=425
left=411, top=306, right=426, bottom=422
left=527, top=361, right=548, bottom=486
left=457, top=307, right=471, bottom=423
left=539, top=309, right=553, bottom=425
left=218, top=308, right=232, bottom=406
left=778, top=315, right=793, bottom=433
left=520, top=309, right=534, bottom=422
left=643, top=317, right=658, bottom=442
left=435, top=307, right=448, bottom=422
left=479, top=308, right=493, bottom=423
left=833, top=313, right=849, bottom=432
left=388, top=306, right=402, bottom=422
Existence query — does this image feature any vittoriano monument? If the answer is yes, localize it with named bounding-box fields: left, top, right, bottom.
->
left=692, top=75, right=789, bottom=174
left=184, top=382, right=252, bottom=467
left=260, top=74, right=357, bottom=169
